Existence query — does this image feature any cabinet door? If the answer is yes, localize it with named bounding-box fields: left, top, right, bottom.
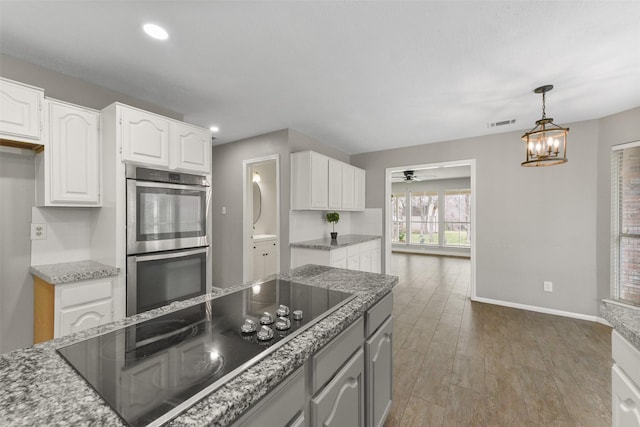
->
left=263, top=241, right=278, bottom=277
left=0, top=78, right=43, bottom=142
left=252, top=244, right=265, bottom=281
left=612, top=365, right=640, bottom=427
left=371, top=247, right=381, bottom=274
left=171, top=122, right=211, bottom=173
left=47, top=100, right=100, bottom=205
left=328, top=159, right=342, bottom=209
left=120, top=106, right=170, bottom=167
left=312, top=348, right=365, bottom=427
left=341, top=164, right=355, bottom=209
left=354, top=168, right=366, bottom=210
left=359, top=250, right=371, bottom=273
left=310, top=152, right=329, bottom=209
left=366, top=317, right=393, bottom=427
left=59, top=299, right=113, bottom=337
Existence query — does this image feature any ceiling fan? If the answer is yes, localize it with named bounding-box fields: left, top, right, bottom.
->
left=392, top=170, right=425, bottom=183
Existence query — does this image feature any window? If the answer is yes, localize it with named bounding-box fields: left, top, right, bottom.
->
left=410, top=192, right=438, bottom=245
left=444, top=190, right=471, bottom=247
left=391, top=193, right=407, bottom=243
left=612, top=142, right=640, bottom=306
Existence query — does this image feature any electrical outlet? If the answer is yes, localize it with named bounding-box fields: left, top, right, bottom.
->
left=222, top=206, right=227, bottom=215
left=31, top=223, right=47, bottom=240
left=543, top=281, right=553, bottom=292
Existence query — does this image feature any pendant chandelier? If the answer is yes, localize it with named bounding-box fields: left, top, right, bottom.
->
left=521, top=85, right=569, bottom=167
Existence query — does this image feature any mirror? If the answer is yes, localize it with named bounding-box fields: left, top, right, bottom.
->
left=253, top=182, right=262, bottom=224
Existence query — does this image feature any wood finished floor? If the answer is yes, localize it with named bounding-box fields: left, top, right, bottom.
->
left=384, top=253, right=612, bottom=427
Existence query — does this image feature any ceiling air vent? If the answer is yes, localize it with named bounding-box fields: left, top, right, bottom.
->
left=487, top=119, right=516, bottom=128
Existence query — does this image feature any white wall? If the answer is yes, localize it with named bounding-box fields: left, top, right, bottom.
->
left=0, top=147, right=35, bottom=353
left=353, top=117, right=604, bottom=316
left=289, top=209, right=382, bottom=243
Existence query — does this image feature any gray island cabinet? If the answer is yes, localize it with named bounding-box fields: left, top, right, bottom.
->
left=232, top=292, right=393, bottom=427
left=0, top=265, right=396, bottom=427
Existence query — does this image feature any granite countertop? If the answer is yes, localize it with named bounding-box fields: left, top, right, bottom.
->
left=600, top=299, right=640, bottom=350
left=30, top=260, right=120, bottom=284
left=0, top=265, right=397, bottom=426
left=290, top=234, right=381, bottom=250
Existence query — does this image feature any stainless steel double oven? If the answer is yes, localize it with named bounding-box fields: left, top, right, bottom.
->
left=126, top=165, right=211, bottom=316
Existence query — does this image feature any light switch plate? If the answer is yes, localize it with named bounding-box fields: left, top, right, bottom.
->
left=543, top=281, right=553, bottom=292
left=31, top=223, right=47, bottom=240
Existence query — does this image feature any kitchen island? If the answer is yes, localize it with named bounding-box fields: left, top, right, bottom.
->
left=0, top=265, right=397, bottom=426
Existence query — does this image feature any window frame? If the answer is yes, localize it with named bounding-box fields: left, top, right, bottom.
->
left=611, top=140, right=640, bottom=306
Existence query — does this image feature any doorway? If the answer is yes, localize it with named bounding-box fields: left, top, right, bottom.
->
left=384, top=159, right=476, bottom=298
left=242, top=155, right=280, bottom=282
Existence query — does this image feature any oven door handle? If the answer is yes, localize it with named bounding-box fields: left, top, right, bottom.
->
left=132, top=180, right=209, bottom=191
left=132, top=247, right=209, bottom=262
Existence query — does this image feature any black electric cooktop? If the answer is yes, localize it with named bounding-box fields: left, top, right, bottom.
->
left=57, top=279, right=354, bottom=427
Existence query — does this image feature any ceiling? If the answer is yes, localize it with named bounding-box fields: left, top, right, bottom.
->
left=1, top=1, right=639, bottom=155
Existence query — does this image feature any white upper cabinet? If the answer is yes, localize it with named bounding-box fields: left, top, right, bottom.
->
left=291, top=151, right=329, bottom=210
left=170, top=122, right=211, bottom=173
left=120, top=106, right=170, bottom=167
left=36, top=99, right=100, bottom=207
left=291, top=150, right=365, bottom=211
left=0, top=77, right=44, bottom=143
left=341, top=164, right=355, bottom=209
left=113, top=104, right=211, bottom=174
left=355, top=167, right=366, bottom=210
left=328, top=159, right=343, bottom=209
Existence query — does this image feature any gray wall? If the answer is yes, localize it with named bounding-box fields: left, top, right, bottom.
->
left=596, top=107, right=640, bottom=303
left=211, top=128, right=350, bottom=287
left=353, top=117, right=607, bottom=316
left=0, top=54, right=182, bottom=119
left=0, top=149, right=35, bottom=353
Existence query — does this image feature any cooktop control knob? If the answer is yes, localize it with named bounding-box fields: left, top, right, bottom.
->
left=256, top=325, right=274, bottom=341
left=275, top=317, right=291, bottom=331
left=240, top=319, right=258, bottom=334
left=276, top=304, right=290, bottom=317
left=292, top=310, right=303, bottom=321
left=260, top=312, right=274, bottom=325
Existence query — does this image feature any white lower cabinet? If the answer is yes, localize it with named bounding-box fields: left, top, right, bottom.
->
left=56, top=278, right=114, bottom=338
left=612, top=330, right=640, bottom=427
left=252, top=238, right=277, bottom=280
left=291, top=238, right=381, bottom=273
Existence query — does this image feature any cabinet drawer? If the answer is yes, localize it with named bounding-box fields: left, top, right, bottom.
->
left=613, top=330, right=640, bottom=387
left=60, top=279, right=112, bottom=308
left=366, top=292, right=393, bottom=337
left=312, top=317, right=364, bottom=392
left=232, top=367, right=306, bottom=427
left=329, top=247, right=347, bottom=263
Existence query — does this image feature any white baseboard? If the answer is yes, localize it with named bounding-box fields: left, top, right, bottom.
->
left=596, top=317, right=613, bottom=327
left=471, top=296, right=602, bottom=323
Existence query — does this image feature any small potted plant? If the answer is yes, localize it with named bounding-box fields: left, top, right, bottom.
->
left=326, top=211, right=340, bottom=240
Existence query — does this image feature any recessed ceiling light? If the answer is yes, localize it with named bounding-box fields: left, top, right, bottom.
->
left=209, top=126, right=220, bottom=133
left=143, top=23, right=169, bottom=40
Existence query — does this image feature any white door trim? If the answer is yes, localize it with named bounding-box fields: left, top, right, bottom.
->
left=242, top=155, right=280, bottom=283
left=384, top=159, right=477, bottom=299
